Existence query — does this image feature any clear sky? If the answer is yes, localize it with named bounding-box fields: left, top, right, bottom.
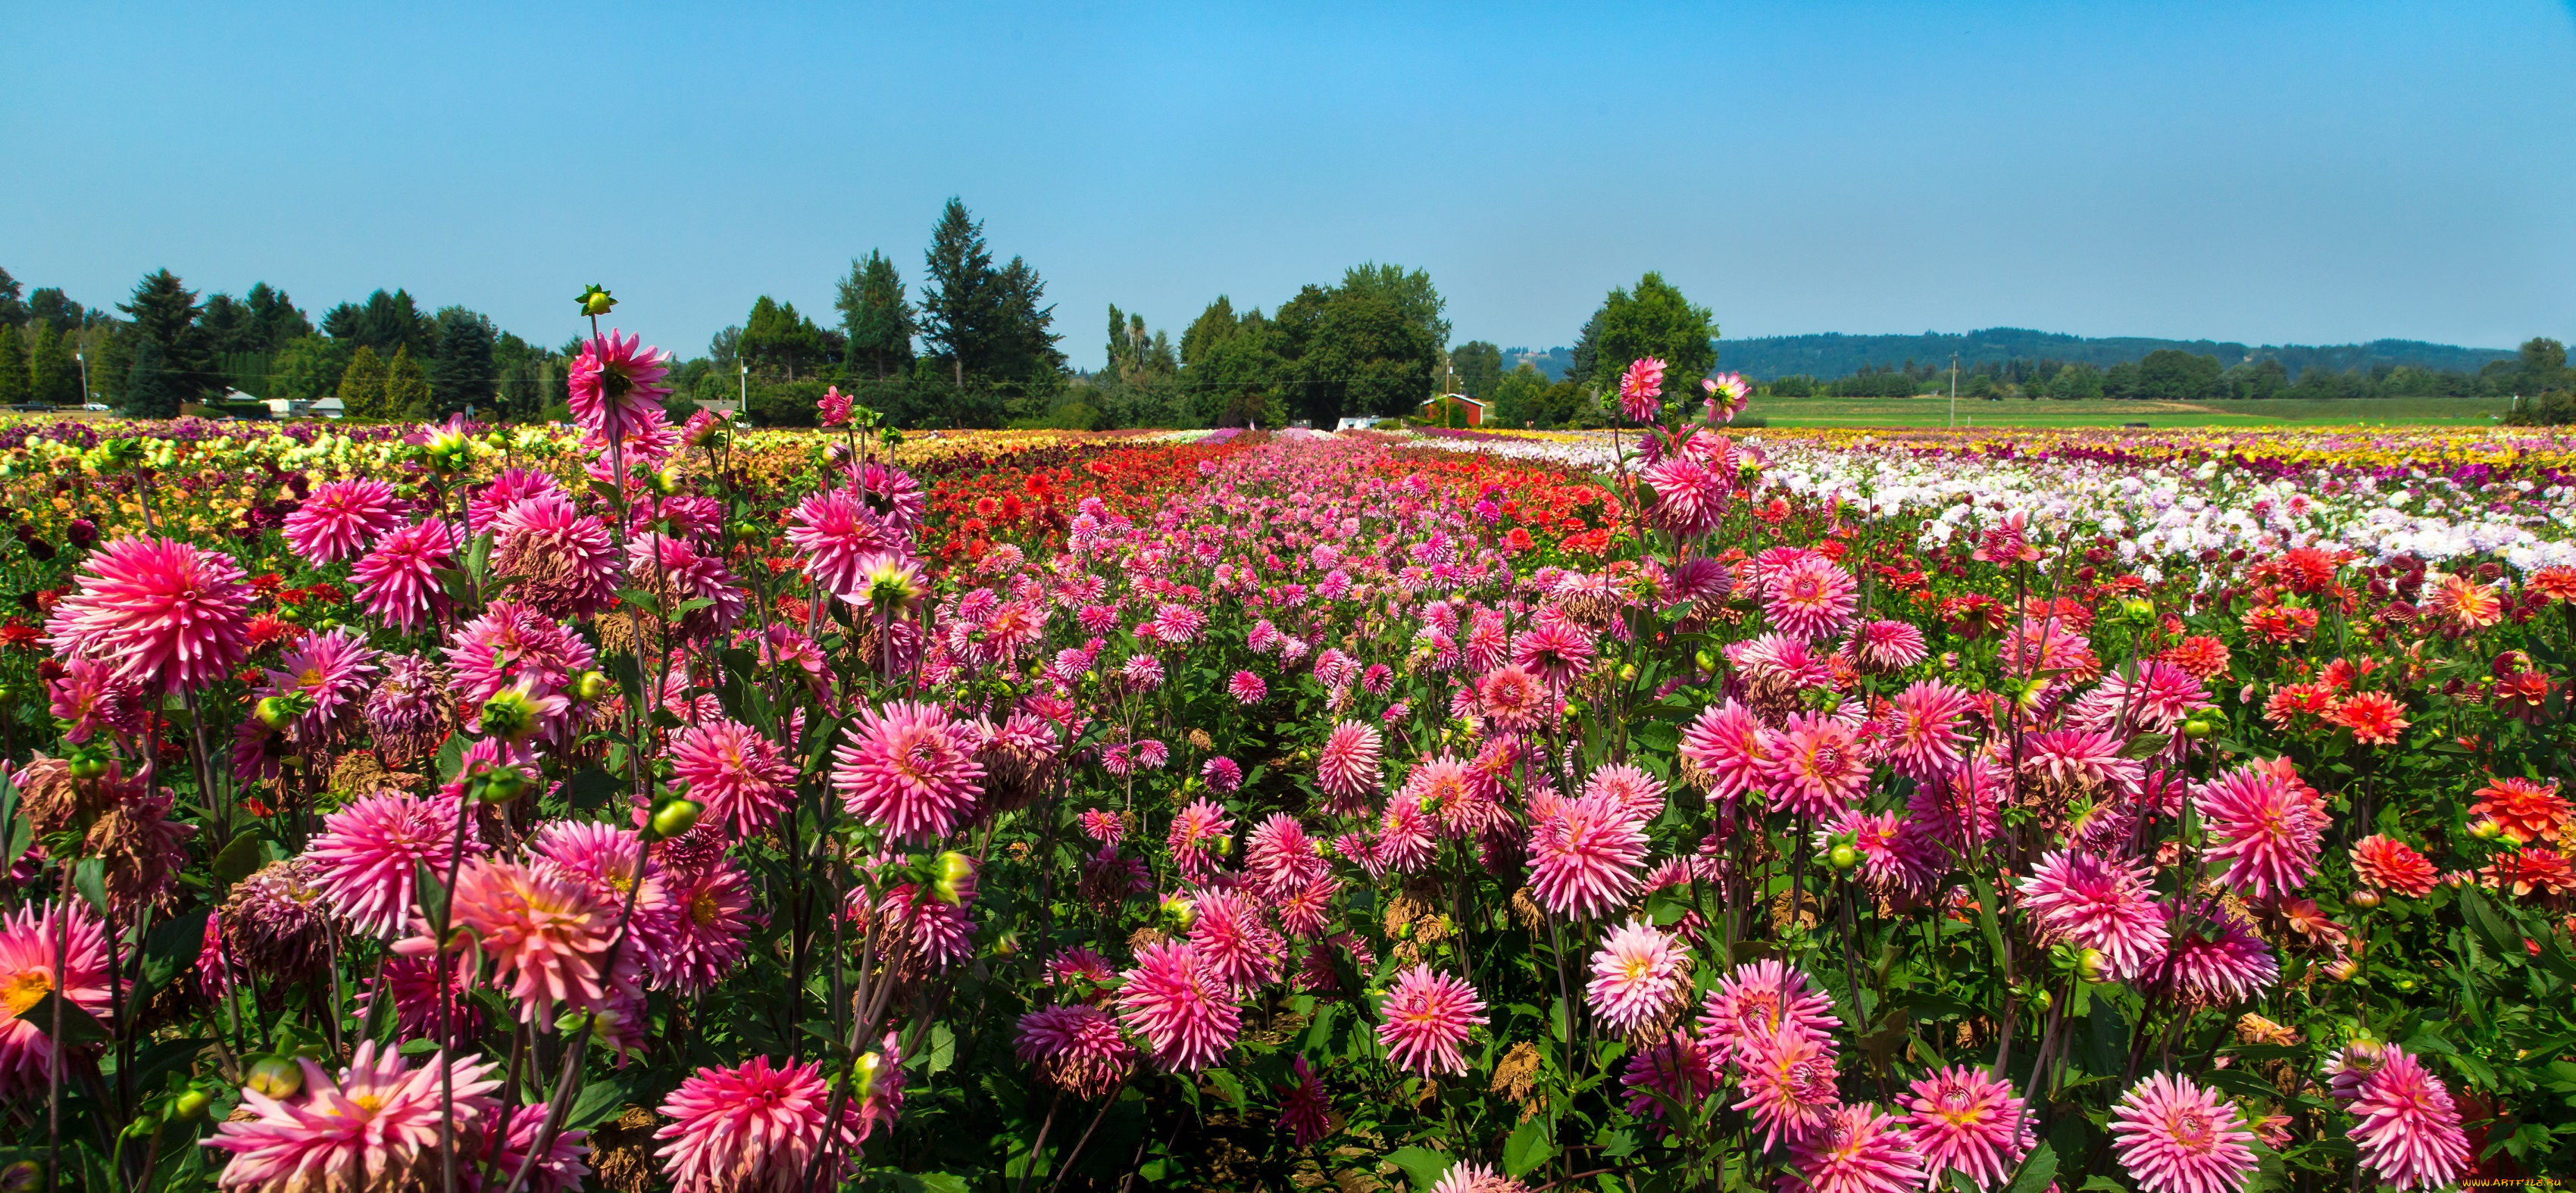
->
left=6, top=2, right=2573, bottom=370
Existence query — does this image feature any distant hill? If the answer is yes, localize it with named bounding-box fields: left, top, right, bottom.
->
left=1503, top=329, right=2515, bottom=383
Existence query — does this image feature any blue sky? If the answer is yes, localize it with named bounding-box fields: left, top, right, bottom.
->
left=5, top=2, right=2573, bottom=370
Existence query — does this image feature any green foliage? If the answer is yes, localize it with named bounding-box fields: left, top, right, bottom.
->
left=336, top=344, right=387, bottom=417
left=321, top=288, right=436, bottom=361
left=121, top=337, right=180, bottom=417
left=27, top=320, right=77, bottom=406
left=1490, top=363, right=1588, bottom=428
left=382, top=345, right=433, bottom=419
left=1450, top=339, right=1502, bottom=398
left=1573, top=271, right=1716, bottom=394
left=917, top=199, right=1064, bottom=390
left=0, top=325, right=27, bottom=405
left=265, top=336, right=351, bottom=405
left=2134, top=348, right=2224, bottom=401
left=429, top=307, right=499, bottom=412
left=837, top=250, right=917, bottom=379
left=742, top=295, right=828, bottom=381
left=119, top=268, right=211, bottom=401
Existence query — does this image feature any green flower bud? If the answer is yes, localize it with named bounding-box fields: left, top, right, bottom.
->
left=2077, top=948, right=2106, bottom=983
left=254, top=694, right=308, bottom=729
left=67, top=753, right=111, bottom=782
left=576, top=670, right=614, bottom=703
left=473, top=763, right=530, bottom=805
left=479, top=685, right=546, bottom=743
left=171, top=1088, right=212, bottom=1121
left=933, top=851, right=974, bottom=904
left=2469, top=820, right=2504, bottom=841
left=1827, top=844, right=1860, bottom=871
left=649, top=798, right=702, bottom=840
left=245, top=1056, right=304, bottom=1099
left=576, top=284, right=617, bottom=317
left=0, top=1161, right=39, bottom=1193
left=2181, top=718, right=2216, bottom=740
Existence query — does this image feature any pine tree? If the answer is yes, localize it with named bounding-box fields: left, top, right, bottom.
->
left=117, top=269, right=211, bottom=401
left=920, top=198, right=996, bottom=386
left=123, top=339, right=180, bottom=417
left=836, top=250, right=917, bottom=379
left=429, top=308, right=497, bottom=411
left=338, top=344, right=387, bottom=417
left=0, top=326, right=28, bottom=406
left=91, top=328, right=133, bottom=408
left=29, top=321, right=79, bottom=406
left=383, top=345, right=434, bottom=420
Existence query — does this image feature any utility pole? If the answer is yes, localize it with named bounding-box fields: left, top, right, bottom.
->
left=1949, top=352, right=1959, bottom=429
left=75, top=351, right=89, bottom=407
left=738, top=362, right=749, bottom=412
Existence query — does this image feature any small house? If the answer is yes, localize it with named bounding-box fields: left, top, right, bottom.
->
left=1418, top=393, right=1483, bottom=427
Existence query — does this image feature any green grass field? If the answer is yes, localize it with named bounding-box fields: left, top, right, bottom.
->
left=1736, top=395, right=2517, bottom=429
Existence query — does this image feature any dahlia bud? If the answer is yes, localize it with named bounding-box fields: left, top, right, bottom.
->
left=2348, top=889, right=2382, bottom=910
left=1158, top=892, right=1196, bottom=929
left=2182, top=718, right=2217, bottom=740
left=652, top=468, right=683, bottom=496
left=1827, top=844, right=1860, bottom=872
left=932, top=851, right=974, bottom=905
left=2325, top=957, right=2361, bottom=982
left=245, top=1056, right=304, bottom=1099
left=850, top=1049, right=884, bottom=1101
left=649, top=798, right=703, bottom=840
left=471, top=763, right=530, bottom=805
left=67, top=750, right=111, bottom=782
left=1618, top=663, right=1639, bottom=683
left=1695, top=650, right=1718, bottom=673
left=2469, top=820, right=2504, bottom=841
left=170, top=1087, right=212, bottom=1121
left=2120, top=598, right=2154, bottom=623
left=575, top=284, right=616, bottom=317
left=479, top=686, right=544, bottom=743
left=2077, top=948, right=2107, bottom=983
left=575, top=670, right=614, bottom=702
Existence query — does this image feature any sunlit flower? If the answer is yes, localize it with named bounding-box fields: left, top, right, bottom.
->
left=1315, top=720, right=1384, bottom=812
left=1787, top=1104, right=1927, bottom=1193
left=1377, top=963, right=1487, bottom=1076
left=205, top=1042, right=502, bottom=1193
left=46, top=536, right=250, bottom=694
left=832, top=701, right=985, bottom=845
left=1734, top=1029, right=1842, bottom=1148
left=2197, top=762, right=2323, bottom=899
left=567, top=329, right=674, bottom=442
left=1528, top=791, right=1647, bottom=919
left=2349, top=835, right=2437, bottom=898
left=1900, top=1066, right=2032, bottom=1191
left=350, top=517, right=457, bottom=632
left=1585, top=919, right=1689, bottom=1034
left=0, top=901, right=113, bottom=1094
left=2470, top=776, right=2571, bottom=845
left=671, top=718, right=796, bottom=840
left=283, top=478, right=406, bottom=565
left=1015, top=1004, right=1134, bottom=1100
left=304, top=792, right=476, bottom=939
left=2346, top=1048, right=2470, bottom=1191
left=655, top=1054, right=868, bottom=1193
left=2109, top=1073, right=2258, bottom=1193
left=2018, top=851, right=2168, bottom=980
left=1115, top=942, right=1240, bottom=1073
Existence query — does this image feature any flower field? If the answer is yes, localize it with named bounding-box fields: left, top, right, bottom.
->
left=5, top=337, right=2574, bottom=1193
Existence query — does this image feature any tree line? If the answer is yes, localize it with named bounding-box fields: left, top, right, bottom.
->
left=1761, top=339, right=2576, bottom=404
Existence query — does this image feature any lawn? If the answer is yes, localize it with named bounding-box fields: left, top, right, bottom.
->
left=1737, top=393, right=2517, bottom=428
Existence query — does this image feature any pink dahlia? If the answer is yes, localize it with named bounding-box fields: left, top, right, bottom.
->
left=1884, top=680, right=1973, bottom=782
left=855, top=461, right=927, bottom=536
left=1585, top=918, right=1690, bottom=1034
left=1475, top=664, right=1550, bottom=732
left=304, top=792, right=477, bottom=939
left=1372, top=792, right=1439, bottom=876
left=1900, top=1066, right=2032, bottom=1191
left=1617, top=356, right=1668, bottom=423
left=2109, top=1073, right=2259, bottom=1193
left=670, top=718, right=796, bottom=839
left=1762, top=711, right=1872, bottom=820
left=1189, top=888, right=1284, bottom=995
left=47, top=657, right=142, bottom=745
left=350, top=517, right=458, bottom=632
left=1227, top=670, right=1268, bottom=704
left=1432, top=1161, right=1533, bottom=1193
left=397, top=857, right=637, bottom=1027
left=258, top=626, right=380, bottom=741
left=2143, top=901, right=2277, bottom=1007
left=651, top=859, right=755, bottom=994
left=1528, top=791, right=1648, bottom=920
left=282, top=477, right=406, bottom=564
left=1168, top=798, right=1236, bottom=882
left=1246, top=814, right=1326, bottom=897
left=831, top=701, right=985, bottom=845
left=567, top=329, right=674, bottom=442
left=1376, top=963, right=1487, bottom=1077
left=1621, top=1031, right=1725, bottom=1128
left=655, top=1054, right=866, bottom=1193
left=627, top=531, right=746, bottom=643
left=466, top=467, right=565, bottom=538
left=2196, top=762, right=2324, bottom=899
left=1315, top=720, right=1383, bottom=812
left=1015, top=1004, right=1135, bottom=1100
left=360, top=953, right=480, bottom=1048
left=1641, top=455, right=1727, bottom=539
left=489, top=490, right=622, bottom=619
left=1784, top=1104, right=1927, bottom=1193
left=1680, top=701, right=1774, bottom=807
left=364, top=654, right=450, bottom=765
left=0, top=901, right=114, bottom=1094
left=45, top=536, right=250, bottom=693
left=1765, top=554, right=1859, bottom=642
left=1582, top=762, right=1667, bottom=824
left=1115, top=942, right=1242, bottom=1073
left=786, top=489, right=897, bottom=598
left=1735, top=1029, right=1843, bottom=1148
left=2346, top=1048, right=2471, bottom=1191
left=1278, top=1056, right=1332, bottom=1147
left=1202, top=755, right=1244, bottom=793
left=1699, top=960, right=1842, bottom=1061
left=1512, top=613, right=1596, bottom=690
left=204, top=1042, right=500, bottom=1193
left=442, top=601, right=596, bottom=741
left=1845, top=619, right=1928, bottom=674
left=2071, top=660, right=2214, bottom=733
left=2016, top=850, right=2168, bottom=980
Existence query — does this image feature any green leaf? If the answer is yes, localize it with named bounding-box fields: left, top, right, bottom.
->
left=565, top=1073, right=633, bottom=1129
left=888, top=1176, right=969, bottom=1193
left=414, top=860, right=450, bottom=929
left=141, top=910, right=210, bottom=995
left=24, top=991, right=108, bottom=1046
left=565, top=768, right=625, bottom=814
left=212, top=829, right=271, bottom=884
left=926, top=1022, right=956, bottom=1075
left=1503, top=1116, right=1555, bottom=1177
left=1633, top=720, right=1680, bottom=751
left=2004, top=1139, right=2059, bottom=1193
left=2119, top=732, right=2171, bottom=759
left=72, top=857, right=107, bottom=913
left=464, top=529, right=496, bottom=586
left=1384, top=1146, right=1452, bottom=1192
left=2457, top=888, right=2524, bottom=960
left=1206, top=1068, right=1246, bottom=1108
left=436, top=732, right=467, bottom=782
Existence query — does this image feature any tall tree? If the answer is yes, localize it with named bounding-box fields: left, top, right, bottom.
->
left=123, top=339, right=181, bottom=417
left=984, top=256, right=1064, bottom=383
left=28, top=321, right=78, bottom=406
left=429, top=307, right=499, bottom=411
left=1450, top=340, right=1502, bottom=398
left=1577, top=272, right=1715, bottom=395
left=919, top=198, right=997, bottom=386
left=198, top=292, right=258, bottom=355
left=118, top=269, right=212, bottom=400
left=0, top=326, right=27, bottom=405
left=1337, top=263, right=1449, bottom=351
left=26, top=288, right=86, bottom=334
left=0, top=267, right=21, bottom=326
left=836, top=251, right=917, bottom=379
left=324, top=289, right=436, bottom=361
left=740, top=297, right=824, bottom=380
left=1105, top=305, right=1177, bottom=386
left=245, top=283, right=312, bottom=349
left=337, top=344, right=388, bottom=417
left=383, top=346, right=433, bottom=419
left=90, top=327, right=133, bottom=407
left=1180, top=297, right=1239, bottom=367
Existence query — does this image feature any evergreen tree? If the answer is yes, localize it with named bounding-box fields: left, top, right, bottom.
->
left=199, top=292, right=257, bottom=355
left=29, top=321, right=79, bottom=406
left=920, top=198, right=996, bottom=386
left=118, top=269, right=211, bottom=400
left=27, top=288, right=86, bottom=334
left=0, top=267, right=21, bottom=326
left=836, top=251, right=917, bottom=379
left=123, top=339, right=180, bottom=417
left=324, top=289, right=436, bottom=361
left=429, top=308, right=498, bottom=411
left=338, top=344, right=388, bottom=417
left=0, top=326, right=27, bottom=406
left=91, top=328, right=133, bottom=408
left=245, top=283, right=311, bottom=349
left=740, top=297, right=824, bottom=380
left=985, top=256, right=1065, bottom=385
left=383, top=345, right=433, bottom=419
